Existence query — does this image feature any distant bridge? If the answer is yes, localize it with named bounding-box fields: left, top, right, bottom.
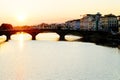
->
left=0, top=29, right=110, bottom=41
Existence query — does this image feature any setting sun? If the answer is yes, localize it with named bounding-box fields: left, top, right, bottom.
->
left=17, top=14, right=26, bottom=22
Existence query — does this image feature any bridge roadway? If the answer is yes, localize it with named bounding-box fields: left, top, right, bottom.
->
left=0, top=29, right=109, bottom=41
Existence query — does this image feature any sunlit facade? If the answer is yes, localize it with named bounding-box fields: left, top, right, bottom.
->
left=80, top=14, right=94, bottom=30
left=80, top=13, right=101, bottom=31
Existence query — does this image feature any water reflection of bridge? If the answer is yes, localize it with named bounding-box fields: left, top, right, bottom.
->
left=0, top=29, right=87, bottom=41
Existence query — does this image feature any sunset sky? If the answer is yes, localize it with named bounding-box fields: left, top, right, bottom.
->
left=0, top=0, right=120, bottom=26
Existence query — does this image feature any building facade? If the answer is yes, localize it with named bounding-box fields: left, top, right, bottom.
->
left=99, top=14, right=118, bottom=32
left=65, top=19, right=80, bottom=30
left=117, top=16, right=120, bottom=33
left=80, top=13, right=101, bottom=31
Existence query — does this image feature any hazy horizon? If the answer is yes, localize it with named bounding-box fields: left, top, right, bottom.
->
left=0, top=0, right=120, bottom=26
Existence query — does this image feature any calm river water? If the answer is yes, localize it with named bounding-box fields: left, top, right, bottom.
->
left=0, top=33, right=120, bottom=80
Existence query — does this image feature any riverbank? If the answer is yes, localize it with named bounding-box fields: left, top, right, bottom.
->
left=79, top=32, right=120, bottom=48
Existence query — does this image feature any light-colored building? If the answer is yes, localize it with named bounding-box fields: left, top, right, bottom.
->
left=80, top=14, right=95, bottom=30
left=49, top=24, right=59, bottom=29
left=80, top=13, right=101, bottom=31
left=65, top=19, right=80, bottom=30
left=99, top=14, right=118, bottom=32
left=35, top=23, right=51, bottom=29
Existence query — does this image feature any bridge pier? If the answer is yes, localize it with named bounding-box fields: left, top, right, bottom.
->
left=59, top=34, right=66, bottom=41
left=32, top=34, right=36, bottom=40
left=6, top=34, right=11, bottom=41
left=30, top=33, right=38, bottom=40
left=56, top=30, right=68, bottom=41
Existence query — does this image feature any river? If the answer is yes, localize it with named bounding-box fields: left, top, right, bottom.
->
left=0, top=33, right=120, bottom=80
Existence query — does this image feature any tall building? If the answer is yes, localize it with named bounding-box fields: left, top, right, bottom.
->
left=99, top=14, right=118, bottom=32
left=80, top=13, right=101, bottom=31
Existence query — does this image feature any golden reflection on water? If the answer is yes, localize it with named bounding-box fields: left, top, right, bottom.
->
left=15, top=54, right=25, bottom=80
left=36, top=33, right=60, bottom=41
left=19, top=40, right=24, bottom=49
left=0, top=41, right=26, bottom=80
left=0, top=37, right=120, bottom=80
left=11, top=32, right=32, bottom=49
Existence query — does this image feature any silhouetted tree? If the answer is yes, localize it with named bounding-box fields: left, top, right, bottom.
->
left=0, top=23, right=13, bottom=30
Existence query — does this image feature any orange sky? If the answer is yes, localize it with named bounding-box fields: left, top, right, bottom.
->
left=0, top=0, right=120, bottom=26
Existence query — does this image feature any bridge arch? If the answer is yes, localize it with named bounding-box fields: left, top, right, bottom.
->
left=0, top=29, right=85, bottom=41
left=10, top=32, right=32, bottom=40
left=36, top=32, right=60, bottom=41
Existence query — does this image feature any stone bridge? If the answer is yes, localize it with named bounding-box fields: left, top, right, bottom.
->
left=0, top=29, right=111, bottom=41
left=0, top=29, right=86, bottom=41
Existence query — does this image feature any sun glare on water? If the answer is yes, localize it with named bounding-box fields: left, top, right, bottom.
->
left=11, top=32, right=32, bottom=48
